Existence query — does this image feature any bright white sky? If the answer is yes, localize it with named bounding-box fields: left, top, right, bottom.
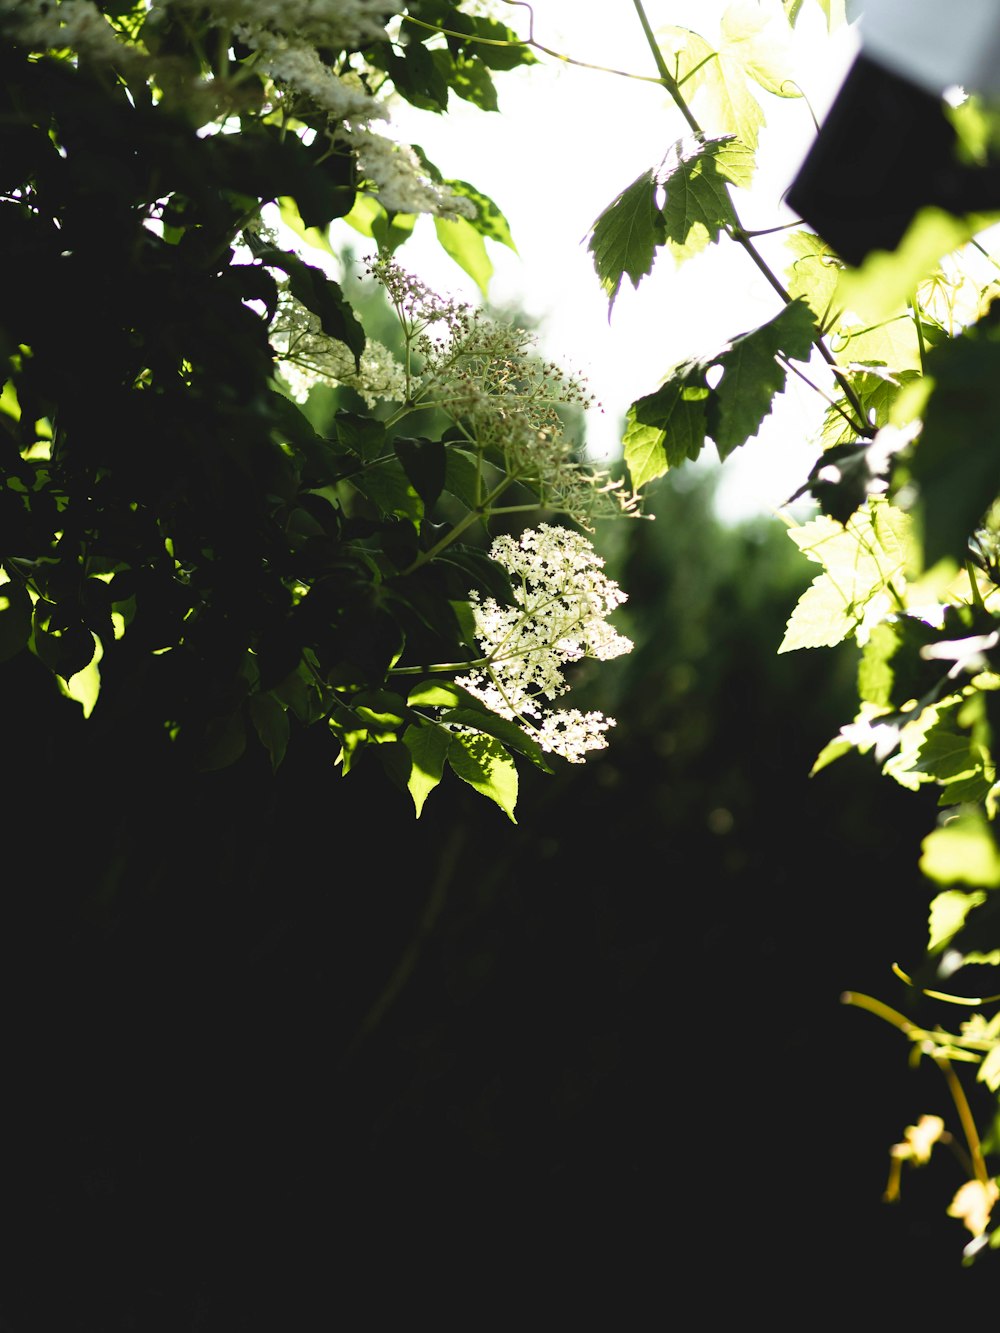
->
left=330, top=1, right=863, bottom=521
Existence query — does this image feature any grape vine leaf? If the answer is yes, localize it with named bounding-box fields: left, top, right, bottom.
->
left=659, top=10, right=798, bottom=159
left=784, top=228, right=841, bottom=322
left=779, top=498, right=913, bottom=652
left=587, top=134, right=754, bottom=309
left=623, top=298, right=816, bottom=488
left=658, top=134, right=753, bottom=262
left=586, top=169, right=665, bottom=312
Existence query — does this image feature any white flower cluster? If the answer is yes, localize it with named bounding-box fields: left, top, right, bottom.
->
left=456, top=524, right=633, bottom=763
left=342, top=128, right=477, bottom=221
left=269, top=285, right=406, bottom=408
left=1, top=0, right=141, bottom=66
left=245, top=31, right=385, bottom=121
left=368, top=256, right=639, bottom=525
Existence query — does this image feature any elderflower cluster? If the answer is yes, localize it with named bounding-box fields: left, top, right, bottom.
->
left=368, top=256, right=639, bottom=525
left=246, top=31, right=385, bottom=121
left=341, top=128, right=477, bottom=221
left=1, top=0, right=142, bottom=66
left=269, top=285, right=406, bottom=407
left=456, top=524, right=633, bottom=763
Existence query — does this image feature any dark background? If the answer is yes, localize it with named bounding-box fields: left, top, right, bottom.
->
left=2, top=470, right=995, bottom=1328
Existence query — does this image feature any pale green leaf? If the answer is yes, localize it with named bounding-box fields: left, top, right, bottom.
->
left=921, top=811, right=1000, bottom=887
left=779, top=500, right=913, bottom=652
left=784, top=228, right=842, bottom=322
left=448, top=730, right=518, bottom=820
left=660, top=24, right=763, bottom=156
left=433, top=215, right=493, bottom=297
left=831, top=315, right=925, bottom=375
left=809, top=735, right=853, bottom=774
left=403, top=722, right=451, bottom=817
left=719, top=3, right=800, bottom=98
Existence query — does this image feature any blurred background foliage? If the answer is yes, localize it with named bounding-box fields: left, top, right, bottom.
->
left=5, top=460, right=986, bottom=1327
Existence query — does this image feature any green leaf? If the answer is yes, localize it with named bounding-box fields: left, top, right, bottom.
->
left=448, top=729, right=518, bottom=820
left=433, top=48, right=498, bottom=111
left=433, top=215, right=493, bottom=296
left=407, top=679, right=481, bottom=709
left=248, top=693, right=290, bottom=771
left=623, top=377, right=710, bottom=487
left=586, top=169, right=664, bottom=312
left=444, top=180, right=517, bottom=252
left=711, top=300, right=816, bottom=458
left=658, top=134, right=753, bottom=263
left=336, top=411, right=387, bottom=463
left=921, top=810, right=1000, bottom=888
left=623, top=299, right=816, bottom=485
left=779, top=499, right=913, bottom=652
left=382, top=39, right=450, bottom=112
left=784, top=228, right=842, bottom=322
left=402, top=722, right=451, bottom=817
left=910, top=305, right=1000, bottom=568
left=278, top=195, right=338, bottom=259
left=350, top=456, right=423, bottom=528
left=443, top=706, right=551, bottom=770
left=258, top=247, right=365, bottom=363
left=928, top=888, right=989, bottom=952
left=352, top=689, right=406, bottom=734
left=394, top=437, right=445, bottom=509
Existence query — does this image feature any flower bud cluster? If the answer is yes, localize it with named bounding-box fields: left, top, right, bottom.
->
left=368, top=257, right=639, bottom=524
left=456, top=524, right=633, bottom=762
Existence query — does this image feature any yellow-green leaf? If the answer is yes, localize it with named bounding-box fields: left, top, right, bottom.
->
left=448, top=729, right=518, bottom=821
left=403, top=722, right=451, bottom=817
left=921, top=810, right=1000, bottom=887
left=433, top=215, right=493, bottom=297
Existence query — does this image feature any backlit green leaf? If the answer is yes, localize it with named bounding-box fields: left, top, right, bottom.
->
left=448, top=729, right=518, bottom=820
left=433, top=215, right=493, bottom=296
left=779, top=499, right=913, bottom=652
left=658, top=134, right=752, bottom=262
left=586, top=169, right=664, bottom=312
left=921, top=810, right=1000, bottom=887
left=402, top=722, right=451, bottom=817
